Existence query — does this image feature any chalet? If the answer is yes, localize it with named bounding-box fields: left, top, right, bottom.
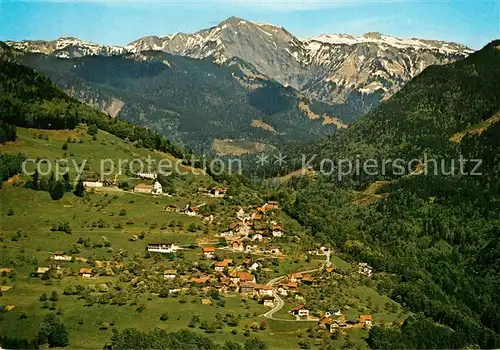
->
left=214, top=259, right=233, bottom=272
left=163, top=269, right=177, bottom=279
left=231, top=240, right=245, bottom=252
left=291, top=305, right=309, bottom=318
left=286, top=282, right=298, bottom=290
left=147, top=242, right=180, bottom=254
left=134, top=183, right=153, bottom=194
left=83, top=180, right=103, bottom=188
left=271, top=225, right=283, bottom=237
left=201, top=298, right=212, bottom=305
left=263, top=297, right=275, bottom=308
left=209, top=187, right=227, bottom=197
left=253, top=224, right=267, bottom=234
left=359, top=314, right=373, bottom=326
left=289, top=272, right=303, bottom=283
left=36, top=267, right=50, bottom=278
left=51, top=251, right=71, bottom=261
left=358, top=263, right=373, bottom=278
left=230, top=271, right=255, bottom=284
left=202, top=247, right=216, bottom=259
left=163, top=204, right=179, bottom=212
left=239, top=282, right=256, bottom=294
left=255, top=284, right=273, bottom=297
left=242, top=258, right=252, bottom=267
left=79, top=267, right=93, bottom=278
left=324, top=319, right=348, bottom=332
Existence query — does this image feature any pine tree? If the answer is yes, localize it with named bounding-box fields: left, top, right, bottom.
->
left=32, top=169, right=39, bottom=190
left=62, top=173, right=72, bottom=192
left=73, top=178, right=85, bottom=197
left=49, top=181, right=65, bottom=200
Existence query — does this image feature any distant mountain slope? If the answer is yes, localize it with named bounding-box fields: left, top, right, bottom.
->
left=7, top=16, right=471, bottom=124
left=15, top=50, right=339, bottom=153
left=312, top=39, right=500, bottom=167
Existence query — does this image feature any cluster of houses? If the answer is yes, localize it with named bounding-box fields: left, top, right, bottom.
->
left=288, top=305, right=374, bottom=331
left=35, top=265, right=94, bottom=279
left=216, top=201, right=285, bottom=255
left=81, top=171, right=164, bottom=195
left=159, top=249, right=281, bottom=308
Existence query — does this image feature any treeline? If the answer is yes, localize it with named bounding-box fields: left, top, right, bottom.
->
left=0, top=55, right=185, bottom=158
left=0, top=313, right=68, bottom=349
left=109, top=328, right=267, bottom=350
left=0, top=153, right=24, bottom=184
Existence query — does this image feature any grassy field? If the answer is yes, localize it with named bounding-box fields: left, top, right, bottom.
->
left=0, top=127, right=406, bottom=349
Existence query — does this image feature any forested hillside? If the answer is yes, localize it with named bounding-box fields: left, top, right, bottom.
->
left=0, top=45, right=185, bottom=158
left=273, top=41, right=500, bottom=348
left=316, top=40, right=500, bottom=164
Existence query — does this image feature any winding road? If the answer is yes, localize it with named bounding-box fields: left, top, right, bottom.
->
left=261, top=251, right=331, bottom=321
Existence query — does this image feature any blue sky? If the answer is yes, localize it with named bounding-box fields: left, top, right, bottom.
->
left=1, top=1, right=498, bottom=49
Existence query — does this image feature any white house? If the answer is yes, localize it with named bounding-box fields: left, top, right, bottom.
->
left=257, top=285, right=274, bottom=297
left=152, top=181, right=163, bottom=195
left=249, top=262, right=260, bottom=271
left=83, top=180, right=103, bottom=188
left=202, top=247, right=216, bottom=259
left=79, top=268, right=93, bottom=278
left=147, top=242, right=180, bottom=254
left=291, top=305, right=309, bottom=318
left=263, top=298, right=275, bottom=308
left=51, top=251, right=71, bottom=261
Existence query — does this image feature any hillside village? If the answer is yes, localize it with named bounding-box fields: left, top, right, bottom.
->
left=0, top=128, right=403, bottom=349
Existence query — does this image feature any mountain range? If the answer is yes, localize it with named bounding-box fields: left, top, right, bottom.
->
left=6, top=16, right=473, bottom=152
